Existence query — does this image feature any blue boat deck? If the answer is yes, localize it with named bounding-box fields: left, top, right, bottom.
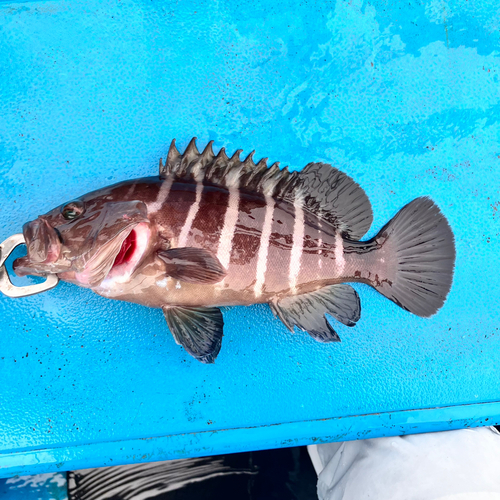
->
left=0, top=0, right=499, bottom=478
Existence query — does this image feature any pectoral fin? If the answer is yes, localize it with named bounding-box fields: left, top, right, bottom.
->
left=269, top=284, right=361, bottom=343
left=162, top=305, right=224, bottom=363
left=158, top=247, right=227, bottom=284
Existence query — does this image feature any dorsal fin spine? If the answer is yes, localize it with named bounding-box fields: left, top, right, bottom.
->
left=224, top=164, right=245, bottom=188
left=230, top=149, right=243, bottom=162
left=189, top=160, right=205, bottom=182
left=216, top=147, right=228, bottom=161
left=243, top=151, right=255, bottom=168
left=200, top=141, right=215, bottom=162
left=178, top=138, right=199, bottom=176
left=167, top=139, right=180, bottom=161
left=185, top=137, right=199, bottom=158
left=259, top=163, right=282, bottom=196
left=256, top=157, right=268, bottom=168
left=162, top=139, right=181, bottom=178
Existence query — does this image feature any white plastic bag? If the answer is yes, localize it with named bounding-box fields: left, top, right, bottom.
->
left=309, top=427, right=500, bottom=500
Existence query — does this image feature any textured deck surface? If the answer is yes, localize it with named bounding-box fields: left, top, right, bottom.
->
left=0, top=0, right=499, bottom=478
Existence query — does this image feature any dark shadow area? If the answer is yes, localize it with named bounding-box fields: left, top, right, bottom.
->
left=68, top=446, right=317, bottom=500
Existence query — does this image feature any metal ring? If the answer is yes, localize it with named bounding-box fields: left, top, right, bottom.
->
left=0, top=234, right=59, bottom=298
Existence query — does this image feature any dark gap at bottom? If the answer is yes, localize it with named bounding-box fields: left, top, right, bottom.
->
left=68, top=446, right=317, bottom=500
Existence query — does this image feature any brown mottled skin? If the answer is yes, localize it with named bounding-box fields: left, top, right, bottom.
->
left=15, top=177, right=365, bottom=308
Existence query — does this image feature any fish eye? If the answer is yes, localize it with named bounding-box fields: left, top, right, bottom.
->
left=61, top=200, right=85, bottom=221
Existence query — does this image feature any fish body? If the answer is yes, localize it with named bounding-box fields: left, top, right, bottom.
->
left=96, top=179, right=347, bottom=307
left=14, top=139, right=456, bottom=362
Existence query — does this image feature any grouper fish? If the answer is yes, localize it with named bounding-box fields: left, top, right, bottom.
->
left=14, top=138, right=456, bottom=363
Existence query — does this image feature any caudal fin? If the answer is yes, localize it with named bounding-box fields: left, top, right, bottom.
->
left=370, top=197, right=455, bottom=317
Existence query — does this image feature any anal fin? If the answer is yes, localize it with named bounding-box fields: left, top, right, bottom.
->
left=269, top=284, right=361, bottom=343
left=162, top=306, right=224, bottom=363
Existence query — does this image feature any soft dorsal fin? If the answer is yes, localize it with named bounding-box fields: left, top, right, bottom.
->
left=286, top=162, right=373, bottom=240
left=160, top=138, right=373, bottom=240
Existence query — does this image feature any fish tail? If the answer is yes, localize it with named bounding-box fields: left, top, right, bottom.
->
left=345, top=197, right=456, bottom=317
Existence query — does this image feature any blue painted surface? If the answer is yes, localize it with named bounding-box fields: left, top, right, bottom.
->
left=0, top=403, right=498, bottom=479
left=0, top=473, right=67, bottom=500
left=0, top=0, right=499, bottom=478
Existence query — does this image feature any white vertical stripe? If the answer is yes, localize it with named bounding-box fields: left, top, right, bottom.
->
left=147, top=177, right=174, bottom=213
left=318, top=220, right=323, bottom=269
left=318, top=234, right=323, bottom=269
left=289, top=196, right=304, bottom=294
left=335, top=232, right=345, bottom=276
left=216, top=186, right=240, bottom=270
left=254, top=195, right=274, bottom=298
left=125, top=183, right=137, bottom=199
left=178, top=182, right=203, bottom=247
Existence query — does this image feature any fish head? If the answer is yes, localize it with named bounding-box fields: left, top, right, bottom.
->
left=13, top=186, right=152, bottom=288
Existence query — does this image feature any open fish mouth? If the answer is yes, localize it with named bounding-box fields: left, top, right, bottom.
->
left=72, top=222, right=151, bottom=288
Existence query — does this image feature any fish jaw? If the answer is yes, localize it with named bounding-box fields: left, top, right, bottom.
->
left=13, top=217, right=65, bottom=277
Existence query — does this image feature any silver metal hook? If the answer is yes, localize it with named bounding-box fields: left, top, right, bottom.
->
left=0, top=234, right=59, bottom=298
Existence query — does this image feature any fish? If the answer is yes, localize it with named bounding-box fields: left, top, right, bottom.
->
left=13, top=138, right=456, bottom=363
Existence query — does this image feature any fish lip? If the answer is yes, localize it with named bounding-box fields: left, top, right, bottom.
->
left=13, top=218, right=63, bottom=277
left=72, top=221, right=151, bottom=288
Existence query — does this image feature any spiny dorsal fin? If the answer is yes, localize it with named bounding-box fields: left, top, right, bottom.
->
left=244, top=157, right=268, bottom=191
left=256, top=157, right=268, bottom=169
left=160, top=138, right=372, bottom=239
left=179, top=138, right=199, bottom=173
left=216, top=147, right=228, bottom=162
left=161, top=139, right=181, bottom=177
left=184, top=137, right=199, bottom=160
left=200, top=141, right=215, bottom=162
left=242, top=150, right=256, bottom=168
left=230, top=149, right=243, bottom=163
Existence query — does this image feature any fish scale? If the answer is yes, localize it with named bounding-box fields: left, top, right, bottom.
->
left=10, top=138, right=456, bottom=363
